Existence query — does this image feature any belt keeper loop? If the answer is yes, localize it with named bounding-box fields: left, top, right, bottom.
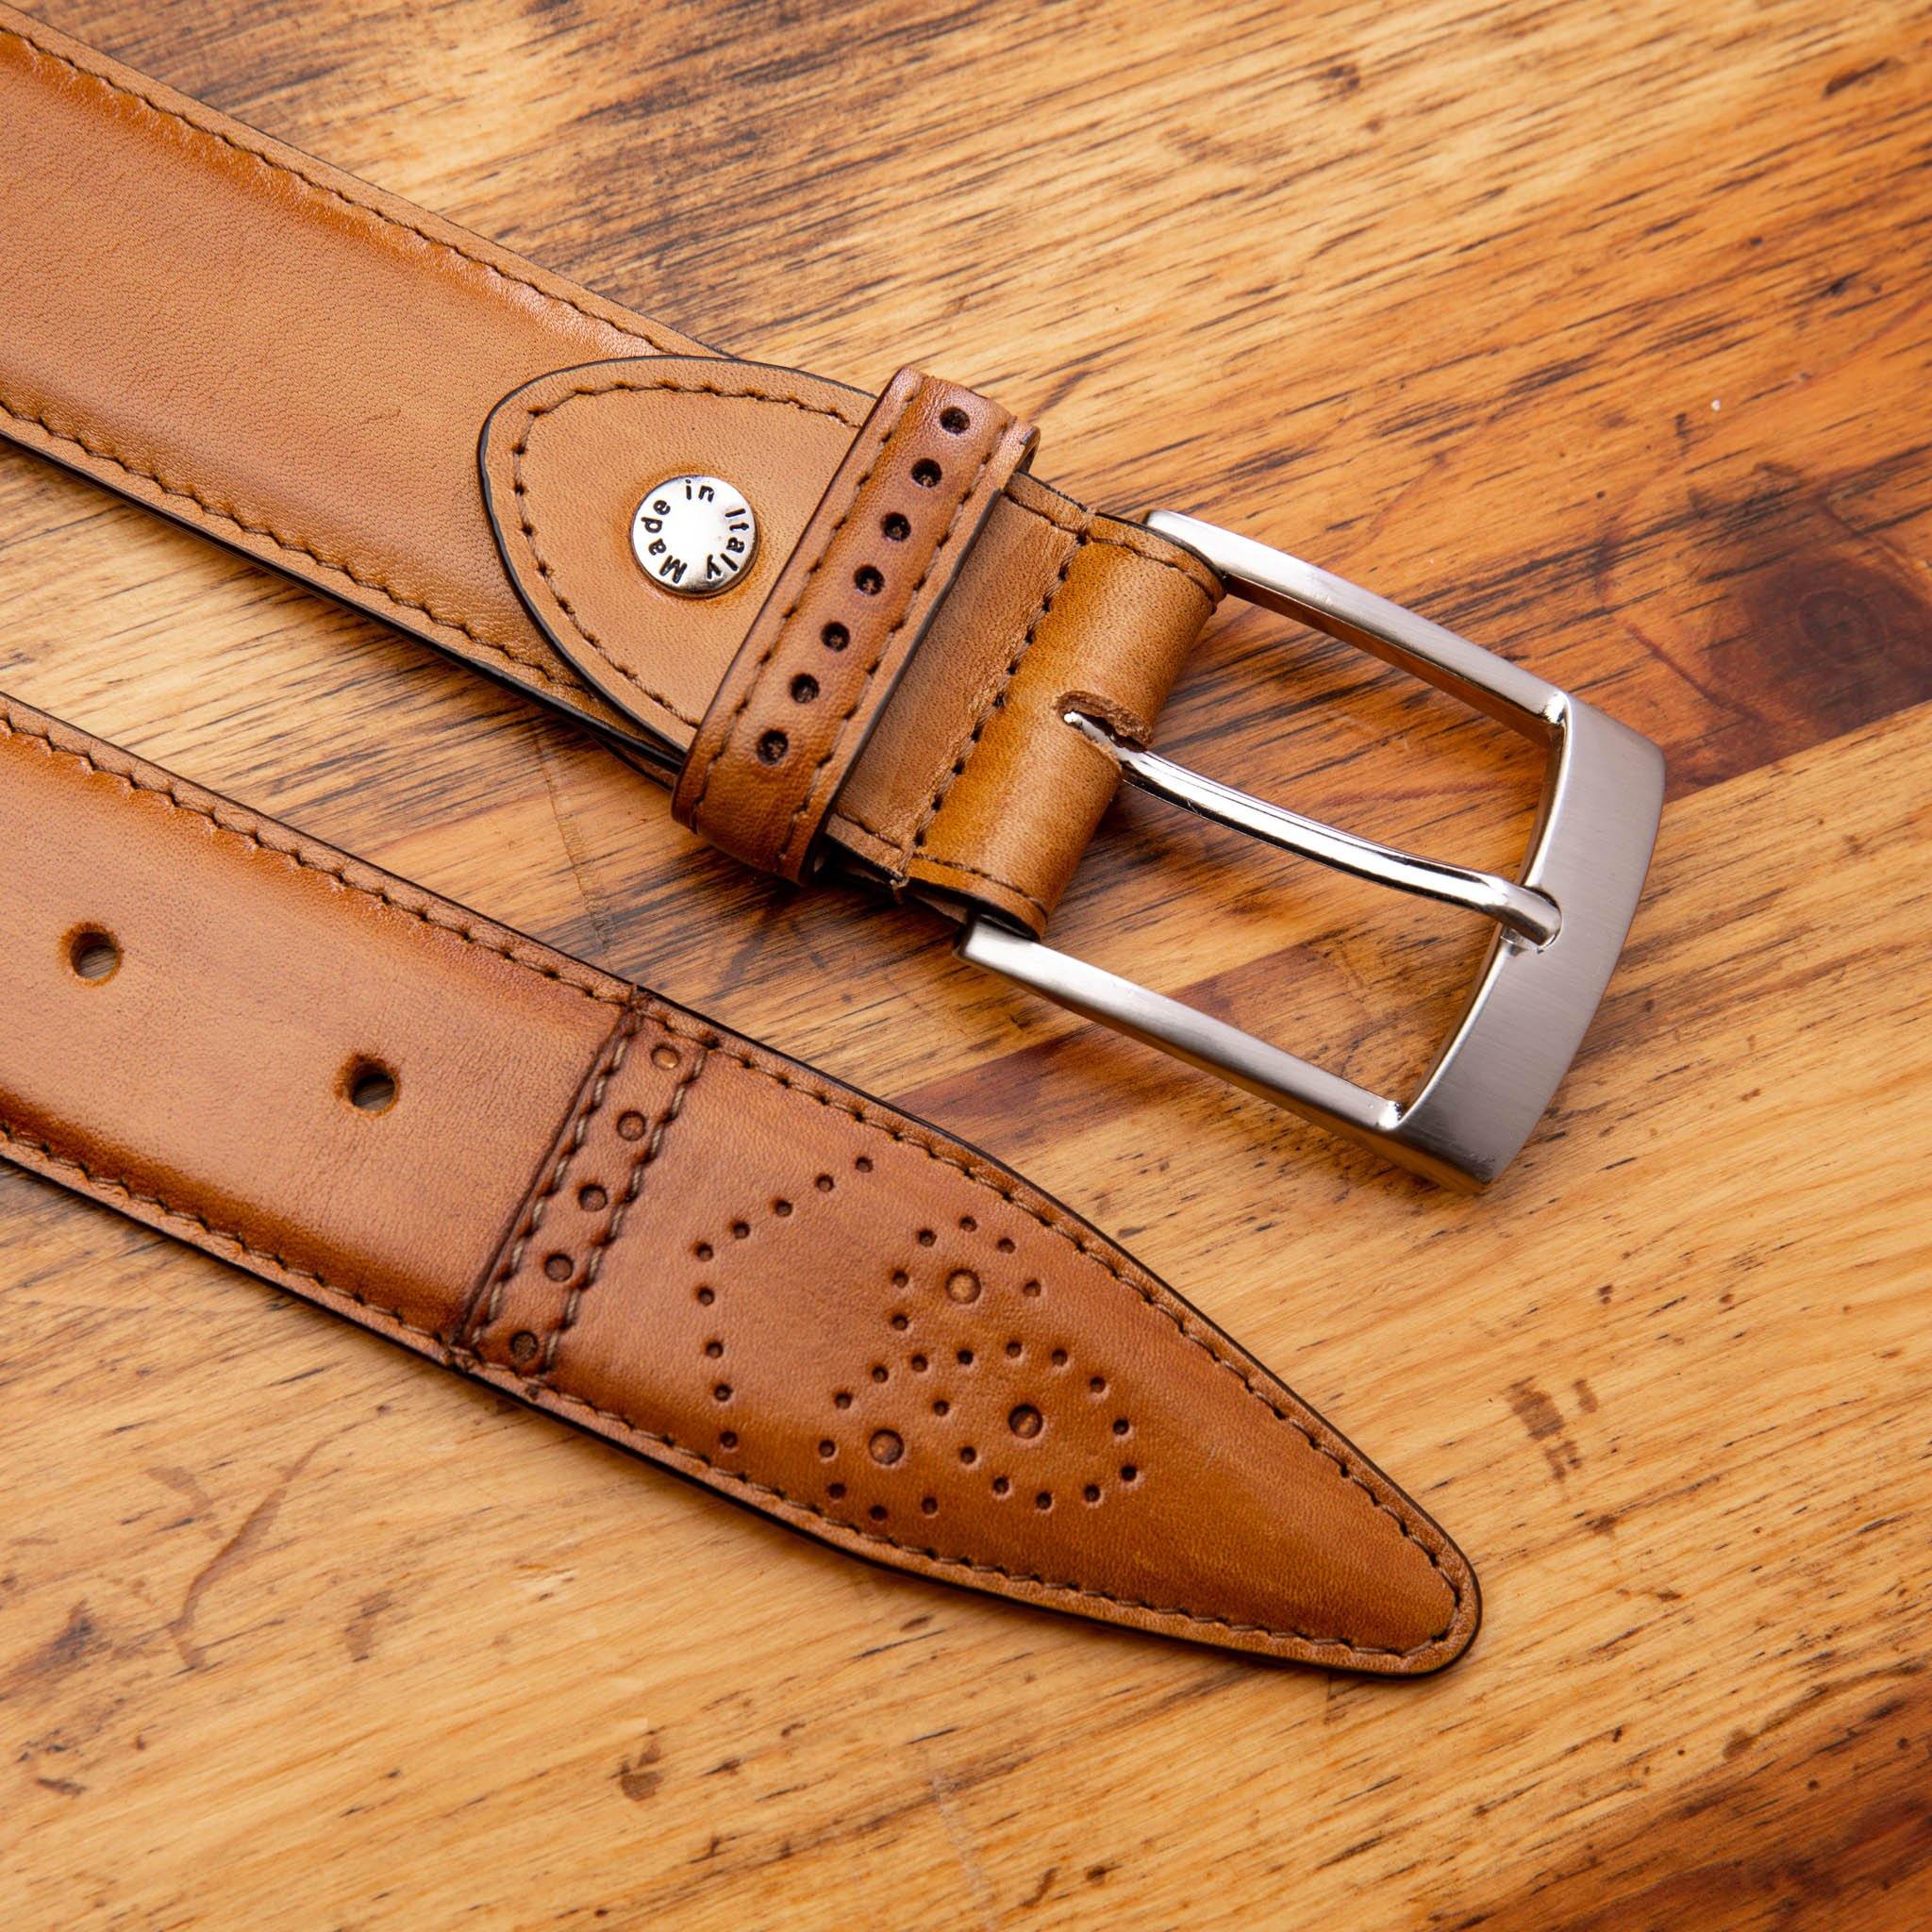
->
left=673, top=366, right=1036, bottom=879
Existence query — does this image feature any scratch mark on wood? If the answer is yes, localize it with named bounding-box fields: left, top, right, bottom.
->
left=1018, top=1864, right=1058, bottom=1908
left=0, top=1601, right=100, bottom=1698
left=617, top=1729, right=664, bottom=1802
left=1507, top=1381, right=1585, bottom=1482
left=166, top=1441, right=321, bottom=1669
left=925, top=1766, right=1001, bottom=1931
left=343, top=1589, right=394, bottom=1662
left=145, top=1464, right=215, bottom=1521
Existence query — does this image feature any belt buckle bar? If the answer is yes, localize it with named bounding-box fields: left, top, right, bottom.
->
left=957, top=511, right=1665, bottom=1189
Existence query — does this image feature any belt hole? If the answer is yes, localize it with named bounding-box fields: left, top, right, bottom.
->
left=67, top=927, right=121, bottom=982
left=939, top=406, right=970, bottom=435
left=790, top=674, right=819, bottom=704
left=757, top=728, right=789, bottom=764
left=881, top=512, right=910, bottom=541
left=822, top=622, right=849, bottom=651
left=344, top=1058, right=398, bottom=1114
left=911, top=459, right=941, bottom=489
left=854, top=564, right=884, bottom=595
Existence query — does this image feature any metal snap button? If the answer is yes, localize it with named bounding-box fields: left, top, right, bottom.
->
left=630, top=475, right=758, bottom=597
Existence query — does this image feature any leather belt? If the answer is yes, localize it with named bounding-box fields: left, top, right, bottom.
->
left=0, top=5, right=1665, bottom=1187
left=0, top=686, right=1477, bottom=1674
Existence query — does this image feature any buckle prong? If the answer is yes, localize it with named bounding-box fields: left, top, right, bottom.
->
left=957, top=510, right=1665, bottom=1189
left=1061, top=709, right=1562, bottom=947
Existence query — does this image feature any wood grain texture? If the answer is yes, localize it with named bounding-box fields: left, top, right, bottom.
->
left=2, top=1, right=1929, bottom=1925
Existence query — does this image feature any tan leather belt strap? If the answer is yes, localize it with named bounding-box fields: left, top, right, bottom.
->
left=0, top=6, right=1218, bottom=930
left=0, top=687, right=1475, bottom=1674
left=673, top=369, right=1037, bottom=877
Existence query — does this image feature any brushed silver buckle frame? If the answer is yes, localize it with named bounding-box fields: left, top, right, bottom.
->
left=957, top=511, right=1665, bottom=1189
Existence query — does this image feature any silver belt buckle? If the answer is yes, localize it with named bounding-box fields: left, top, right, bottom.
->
left=958, top=511, right=1665, bottom=1190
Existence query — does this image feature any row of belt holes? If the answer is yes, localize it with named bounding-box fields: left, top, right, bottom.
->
left=65, top=924, right=399, bottom=1115
left=754, top=404, right=974, bottom=768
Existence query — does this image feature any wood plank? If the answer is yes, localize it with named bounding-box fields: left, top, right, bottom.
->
left=5, top=689, right=1926, bottom=1931
left=3, top=2, right=1930, bottom=1925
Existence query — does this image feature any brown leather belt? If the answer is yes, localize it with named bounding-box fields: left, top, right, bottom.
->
left=0, top=6, right=1212, bottom=928
left=0, top=5, right=1664, bottom=1187
left=0, top=686, right=1477, bottom=1674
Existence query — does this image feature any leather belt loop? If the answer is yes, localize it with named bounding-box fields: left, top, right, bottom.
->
left=673, top=367, right=1036, bottom=879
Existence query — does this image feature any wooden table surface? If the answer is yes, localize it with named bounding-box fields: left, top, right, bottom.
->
left=4, top=2, right=1929, bottom=1925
